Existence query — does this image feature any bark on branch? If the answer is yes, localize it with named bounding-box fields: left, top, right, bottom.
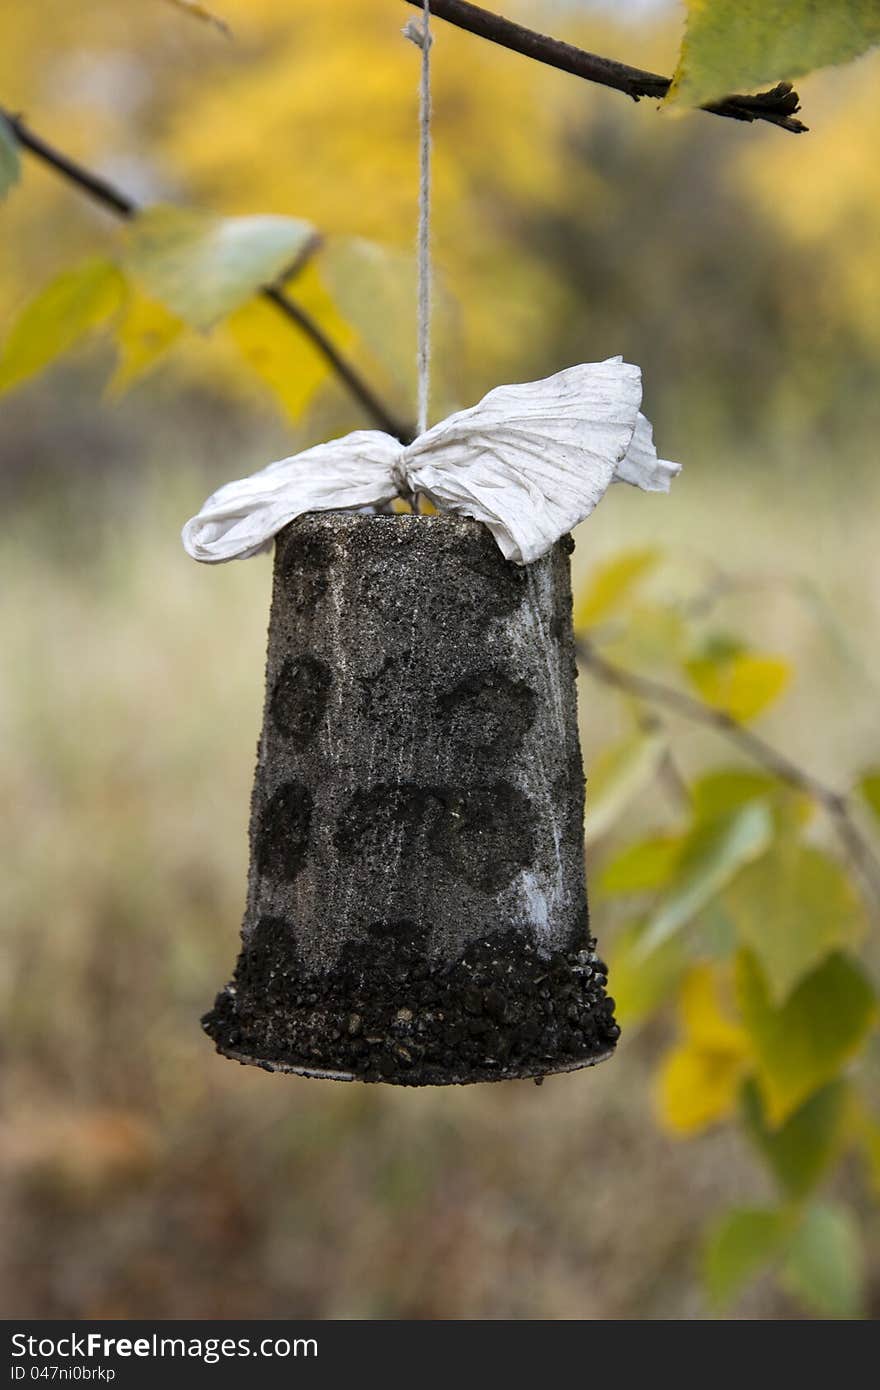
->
left=404, top=0, right=807, bottom=133
left=577, top=638, right=880, bottom=910
left=0, top=107, right=412, bottom=442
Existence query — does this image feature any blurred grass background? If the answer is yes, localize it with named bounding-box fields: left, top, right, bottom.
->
left=1, top=0, right=879, bottom=1318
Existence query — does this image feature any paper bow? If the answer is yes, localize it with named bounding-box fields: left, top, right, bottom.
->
left=182, top=358, right=680, bottom=567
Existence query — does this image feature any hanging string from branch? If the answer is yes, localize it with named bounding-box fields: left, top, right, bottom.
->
left=405, top=1, right=433, bottom=439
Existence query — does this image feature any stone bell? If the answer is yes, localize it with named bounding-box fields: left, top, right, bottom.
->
left=203, top=510, right=619, bottom=1084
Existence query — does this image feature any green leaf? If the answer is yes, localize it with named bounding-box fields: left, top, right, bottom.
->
left=124, top=205, right=316, bottom=330
left=0, top=258, right=125, bottom=394
left=602, top=602, right=689, bottom=669
left=704, top=1207, right=790, bottom=1310
left=322, top=237, right=417, bottom=393
left=607, top=918, right=687, bottom=1026
left=321, top=236, right=460, bottom=410
left=637, top=801, right=774, bottom=958
left=781, top=1203, right=865, bottom=1319
left=573, top=548, right=661, bottom=630
left=584, top=731, right=666, bottom=843
left=685, top=642, right=791, bottom=723
left=691, top=767, right=811, bottom=830
left=668, top=1, right=880, bottom=111
left=699, top=897, right=738, bottom=959
left=597, top=834, right=681, bottom=896
left=741, top=1077, right=849, bottom=1200
left=725, top=843, right=867, bottom=1003
left=736, top=950, right=876, bottom=1127
left=0, top=112, right=21, bottom=200
left=859, top=769, right=880, bottom=825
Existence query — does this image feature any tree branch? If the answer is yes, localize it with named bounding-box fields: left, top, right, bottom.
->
left=576, top=638, right=880, bottom=909
left=405, top=0, right=808, bottom=134
left=2, top=110, right=139, bottom=218
left=1, top=107, right=412, bottom=442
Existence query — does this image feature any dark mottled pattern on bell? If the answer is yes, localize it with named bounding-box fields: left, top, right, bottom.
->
left=203, top=511, right=619, bottom=1084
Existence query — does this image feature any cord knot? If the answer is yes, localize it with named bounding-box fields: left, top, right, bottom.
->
left=402, top=17, right=432, bottom=51
left=391, top=449, right=410, bottom=497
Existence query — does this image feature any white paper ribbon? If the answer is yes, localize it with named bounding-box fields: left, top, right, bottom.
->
left=182, top=358, right=680, bottom=567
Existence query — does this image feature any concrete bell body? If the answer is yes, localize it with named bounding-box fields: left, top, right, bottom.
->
left=203, top=511, right=619, bottom=1084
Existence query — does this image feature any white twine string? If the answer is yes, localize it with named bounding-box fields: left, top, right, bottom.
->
left=405, top=2, right=433, bottom=439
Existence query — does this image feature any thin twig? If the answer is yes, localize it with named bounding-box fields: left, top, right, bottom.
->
left=576, top=637, right=880, bottom=909
left=404, top=0, right=808, bottom=133
left=1, top=107, right=412, bottom=442
left=2, top=110, right=138, bottom=218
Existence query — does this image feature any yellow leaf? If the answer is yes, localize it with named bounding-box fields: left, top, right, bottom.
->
left=573, top=547, right=660, bottom=630
left=0, top=258, right=124, bottom=393
left=658, top=1043, right=747, bottom=1135
left=108, top=284, right=184, bottom=393
left=680, top=963, right=748, bottom=1053
left=685, top=650, right=791, bottom=723
left=225, top=260, right=355, bottom=421
left=657, top=964, right=750, bottom=1135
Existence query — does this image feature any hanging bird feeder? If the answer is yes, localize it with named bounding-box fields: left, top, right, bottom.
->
left=184, top=362, right=680, bottom=1084
left=202, top=509, right=617, bottom=1084
left=182, top=7, right=680, bottom=1086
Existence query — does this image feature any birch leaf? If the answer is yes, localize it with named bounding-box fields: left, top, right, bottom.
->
left=741, top=1078, right=849, bottom=1200
left=108, top=285, right=184, bottom=393
left=597, top=834, right=681, bottom=896
left=657, top=966, right=750, bottom=1135
left=781, top=1203, right=865, bottom=1319
left=685, top=642, right=790, bottom=723
left=574, top=547, right=661, bottom=630
left=736, top=950, right=876, bottom=1127
left=584, top=732, right=666, bottom=842
left=225, top=260, right=355, bottom=421
left=704, top=1207, right=791, bottom=1311
left=125, top=205, right=316, bottom=330
left=607, top=918, right=687, bottom=1026
left=637, top=801, right=774, bottom=958
left=691, top=768, right=811, bottom=829
left=725, top=843, right=867, bottom=1003
left=668, top=1, right=880, bottom=110
left=0, top=259, right=124, bottom=393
